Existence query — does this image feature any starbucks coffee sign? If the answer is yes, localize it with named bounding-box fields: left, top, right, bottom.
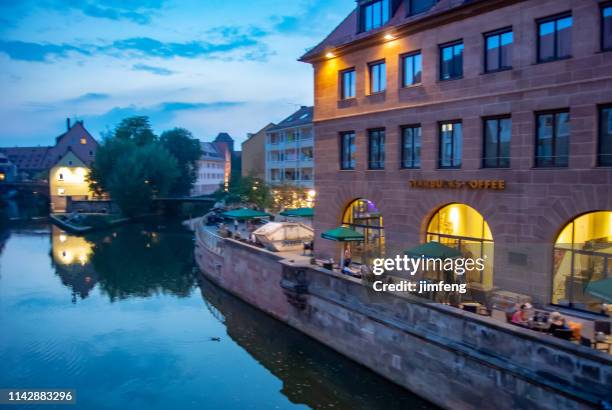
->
left=409, top=179, right=506, bottom=190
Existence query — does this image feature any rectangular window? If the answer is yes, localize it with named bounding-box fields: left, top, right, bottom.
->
left=361, top=0, right=390, bottom=32
left=603, top=4, right=612, bottom=51
left=369, top=60, right=386, bottom=93
left=538, top=13, right=572, bottom=62
left=368, top=129, right=385, bottom=169
left=535, top=110, right=570, bottom=167
left=402, top=51, right=422, bottom=87
left=341, top=69, right=356, bottom=99
left=439, top=121, right=462, bottom=168
left=598, top=105, right=612, bottom=166
left=439, top=41, right=463, bottom=81
left=485, top=29, right=513, bottom=72
left=483, top=116, right=511, bottom=168
left=408, top=0, right=437, bottom=16
left=340, top=131, right=356, bottom=170
left=401, top=125, right=421, bottom=169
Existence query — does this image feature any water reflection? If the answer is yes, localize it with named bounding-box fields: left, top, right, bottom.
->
left=199, top=278, right=436, bottom=410
left=50, top=222, right=196, bottom=302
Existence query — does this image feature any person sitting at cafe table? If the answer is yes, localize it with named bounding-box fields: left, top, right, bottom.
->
left=548, top=312, right=570, bottom=334
left=511, top=303, right=532, bottom=326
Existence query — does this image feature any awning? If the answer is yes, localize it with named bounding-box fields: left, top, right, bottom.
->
left=279, top=207, right=314, bottom=218
left=586, top=278, right=612, bottom=303
left=321, top=226, right=364, bottom=242
left=404, top=241, right=462, bottom=259
left=222, top=208, right=271, bottom=220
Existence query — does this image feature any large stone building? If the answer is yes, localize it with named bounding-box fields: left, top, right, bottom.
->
left=242, top=123, right=275, bottom=180
left=301, top=0, right=612, bottom=312
left=265, top=106, right=315, bottom=189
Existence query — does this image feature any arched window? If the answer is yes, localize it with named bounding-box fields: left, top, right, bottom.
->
left=342, top=199, right=384, bottom=264
left=553, top=211, right=612, bottom=313
left=426, top=203, right=494, bottom=287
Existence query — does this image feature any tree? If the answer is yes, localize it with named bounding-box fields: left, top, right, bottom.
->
left=88, top=116, right=180, bottom=216
left=113, top=116, right=157, bottom=146
left=216, top=176, right=272, bottom=210
left=105, top=144, right=179, bottom=216
left=160, top=128, right=202, bottom=196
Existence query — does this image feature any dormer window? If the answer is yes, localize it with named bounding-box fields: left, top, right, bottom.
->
left=407, top=0, right=438, bottom=16
left=360, top=0, right=390, bottom=32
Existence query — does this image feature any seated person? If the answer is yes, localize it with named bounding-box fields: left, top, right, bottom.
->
left=511, top=303, right=532, bottom=326
left=548, top=311, right=570, bottom=334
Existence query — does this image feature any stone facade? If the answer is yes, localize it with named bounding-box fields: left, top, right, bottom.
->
left=303, top=0, right=612, bottom=304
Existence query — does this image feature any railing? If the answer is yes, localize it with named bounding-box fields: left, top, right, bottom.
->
left=196, top=223, right=224, bottom=256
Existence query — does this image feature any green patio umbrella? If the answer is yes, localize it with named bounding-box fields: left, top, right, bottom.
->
left=404, top=241, right=463, bottom=259
left=586, top=278, right=612, bottom=303
left=222, top=208, right=271, bottom=220
left=321, top=226, right=364, bottom=242
left=279, top=207, right=314, bottom=218
left=321, top=226, right=364, bottom=269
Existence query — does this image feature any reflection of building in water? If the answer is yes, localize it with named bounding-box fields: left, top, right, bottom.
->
left=51, top=226, right=98, bottom=302
left=198, top=278, right=433, bottom=409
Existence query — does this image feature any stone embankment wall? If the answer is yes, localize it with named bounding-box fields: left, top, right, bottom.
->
left=194, top=226, right=611, bottom=410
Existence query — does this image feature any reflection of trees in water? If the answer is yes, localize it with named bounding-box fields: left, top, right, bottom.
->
left=199, top=278, right=437, bottom=410
left=86, top=223, right=196, bottom=301
left=49, top=222, right=196, bottom=302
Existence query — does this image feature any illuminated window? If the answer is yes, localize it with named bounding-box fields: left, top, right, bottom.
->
left=553, top=211, right=612, bottom=313
left=342, top=198, right=385, bottom=264
left=57, top=188, right=65, bottom=195
left=80, top=137, right=87, bottom=144
left=427, top=203, right=494, bottom=287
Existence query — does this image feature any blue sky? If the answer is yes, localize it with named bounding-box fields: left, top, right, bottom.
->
left=0, top=0, right=353, bottom=147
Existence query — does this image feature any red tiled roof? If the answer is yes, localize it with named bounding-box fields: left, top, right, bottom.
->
left=0, top=121, right=99, bottom=174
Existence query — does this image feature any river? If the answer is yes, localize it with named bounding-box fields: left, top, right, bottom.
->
left=0, top=221, right=435, bottom=410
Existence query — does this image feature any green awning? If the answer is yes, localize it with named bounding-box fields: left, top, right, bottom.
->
left=222, top=208, right=271, bottom=220
left=279, top=207, right=314, bottom=218
left=321, top=226, right=364, bottom=242
left=404, top=241, right=462, bottom=259
left=586, top=278, right=612, bottom=303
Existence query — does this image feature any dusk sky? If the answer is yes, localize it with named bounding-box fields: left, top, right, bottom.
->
left=0, top=0, right=353, bottom=147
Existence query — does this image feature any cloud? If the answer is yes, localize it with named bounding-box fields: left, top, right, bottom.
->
left=39, top=0, right=166, bottom=25
left=106, top=36, right=260, bottom=59
left=81, top=100, right=245, bottom=136
left=0, top=40, right=89, bottom=62
left=132, top=64, right=175, bottom=76
left=67, top=93, right=110, bottom=103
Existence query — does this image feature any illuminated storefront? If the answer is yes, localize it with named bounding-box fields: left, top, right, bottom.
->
left=342, top=198, right=384, bottom=264
left=426, top=204, right=494, bottom=288
left=552, top=211, right=612, bottom=313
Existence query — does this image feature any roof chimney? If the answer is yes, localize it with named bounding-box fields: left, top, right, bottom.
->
left=66, top=118, right=71, bottom=131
